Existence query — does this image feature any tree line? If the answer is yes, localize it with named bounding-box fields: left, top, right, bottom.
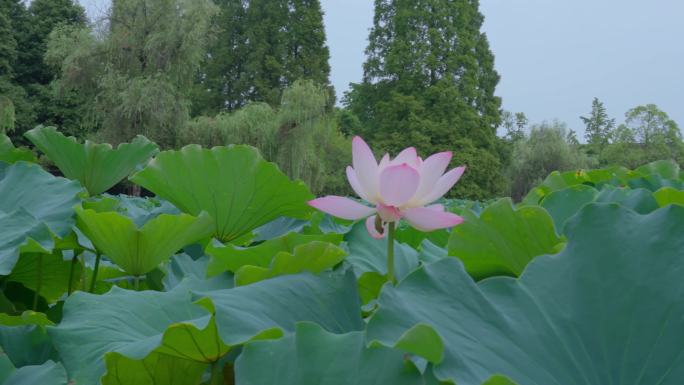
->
left=504, top=100, right=682, bottom=200
left=0, top=0, right=681, bottom=200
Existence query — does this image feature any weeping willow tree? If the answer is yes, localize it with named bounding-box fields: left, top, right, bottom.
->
left=182, top=103, right=279, bottom=157
left=184, top=80, right=350, bottom=194
left=45, top=0, right=218, bottom=147
left=0, top=96, right=15, bottom=134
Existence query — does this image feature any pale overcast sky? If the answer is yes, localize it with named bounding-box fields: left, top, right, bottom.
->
left=80, top=0, right=684, bottom=137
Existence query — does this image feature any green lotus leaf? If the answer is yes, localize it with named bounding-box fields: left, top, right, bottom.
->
left=627, top=174, right=684, bottom=191
left=0, top=348, right=12, bottom=384
left=522, top=166, right=634, bottom=205
left=593, top=186, right=658, bottom=212
left=448, top=198, right=561, bottom=279
left=653, top=186, right=684, bottom=207
left=0, top=162, right=82, bottom=237
left=129, top=144, right=314, bottom=242
left=419, top=240, right=448, bottom=263
left=0, top=162, right=82, bottom=274
left=252, top=216, right=309, bottom=241
left=540, top=185, right=658, bottom=233
left=369, top=203, right=684, bottom=384
left=7, top=251, right=81, bottom=303
left=50, top=270, right=362, bottom=384
left=234, top=241, right=347, bottom=286
left=25, top=126, right=158, bottom=196
left=1, top=360, right=67, bottom=385
left=303, top=212, right=355, bottom=236
left=394, top=219, right=450, bottom=249
left=205, top=232, right=342, bottom=276
left=539, top=184, right=599, bottom=231
left=0, top=135, right=36, bottom=164
left=0, top=210, right=53, bottom=276
left=235, top=322, right=425, bottom=385
left=0, top=311, right=57, bottom=368
left=480, top=376, right=519, bottom=385
left=48, top=286, right=214, bottom=385
left=75, top=207, right=214, bottom=276
left=162, top=254, right=233, bottom=292
left=195, top=270, right=364, bottom=347
left=344, top=222, right=420, bottom=280
left=101, top=352, right=207, bottom=385
left=635, top=159, right=680, bottom=179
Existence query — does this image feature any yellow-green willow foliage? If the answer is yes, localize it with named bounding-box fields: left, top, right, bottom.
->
left=45, top=0, right=219, bottom=147
left=183, top=80, right=350, bottom=195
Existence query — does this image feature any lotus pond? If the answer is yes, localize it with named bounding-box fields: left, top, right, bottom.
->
left=1, top=127, right=684, bottom=384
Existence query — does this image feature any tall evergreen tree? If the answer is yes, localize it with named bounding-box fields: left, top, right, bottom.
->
left=0, top=0, right=34, bottom=140
left=345, top=0, right=505, bottom=199
left=580, top=97, right=615, bottom=152
left=194, top=0, right=331, bottom=113
left=241, top=0, right=289, bottom=107
left=0, top=10, right=16, bottom=78
left=191, top=0, right=249, bottom=115
left=284, top=0, right=331, bottom=90
left=0, top=0, right=86, bottom=141
left=16, top=0, right=87, bottom=85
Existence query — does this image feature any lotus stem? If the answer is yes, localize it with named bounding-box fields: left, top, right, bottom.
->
left=80, top=252, right=87, bottom=291
left=89, top=252, right=101, bottom=293
left=134, top=275, right=140, bottom=291
left=33, top=253, right=44, bottom=310
left=209, top=361, right=223, bottom=385
left=67, top=250, right=82, bottom=295
left=387, top=222, right=396, bottom=285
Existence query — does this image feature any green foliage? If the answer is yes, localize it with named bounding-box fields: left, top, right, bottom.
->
left=8, top=251, right=82, bottom=303
left=183, top=80, right=351, bottom=194
left=75, top=207, right=214, bottom=276
left=448, top=198, right=562, bottom=280
left=345, top=0, right=505, bottom=199
left=507, top=120, right=595, bottom=201
left=368, top=204, right=684, bottom=384
left=25, top=126, right=158, bottom=196
left=0, top=0, right=86, bottom=142
left=523, top=159, right=681, bottom=204
left=0, top=9, right=16, bottom=78
left=0, top=96, right=15, bottom=134
left=0, top=135, right=36, bottom=164
left=500, top=110, right=527, bottom=143
left=1, top=360, right=68, bottom=385
left=236, top=322, right=424, bottom=385
left=234, top=241, right=346, bottom=286
left=601, top=104, right=684, bottom=169
left=194, top=0, right=331, bottom=113
left=46, top=0, right=218, bottom=147
left=581, top=97, right=615, bottom=152
left=0, top=162, right=82, bottom=275
left=205, top=232, right=342, bottom=275
left=5, top=126, right=684, bottom=383
left=130, top=144, right=314, bottom=242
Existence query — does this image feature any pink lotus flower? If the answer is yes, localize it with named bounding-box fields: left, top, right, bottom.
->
left=309, top=136, right=465, bottom=238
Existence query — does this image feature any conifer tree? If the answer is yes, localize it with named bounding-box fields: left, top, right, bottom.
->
left=580, top=97, right=615, bottom=152
left=0, top=10, right=16, bottom=78
left=195, top=0, right=332, bottom=113
left=345, top=0, right=505, bottom=199
left=192, top=0, right=249, bottom=115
